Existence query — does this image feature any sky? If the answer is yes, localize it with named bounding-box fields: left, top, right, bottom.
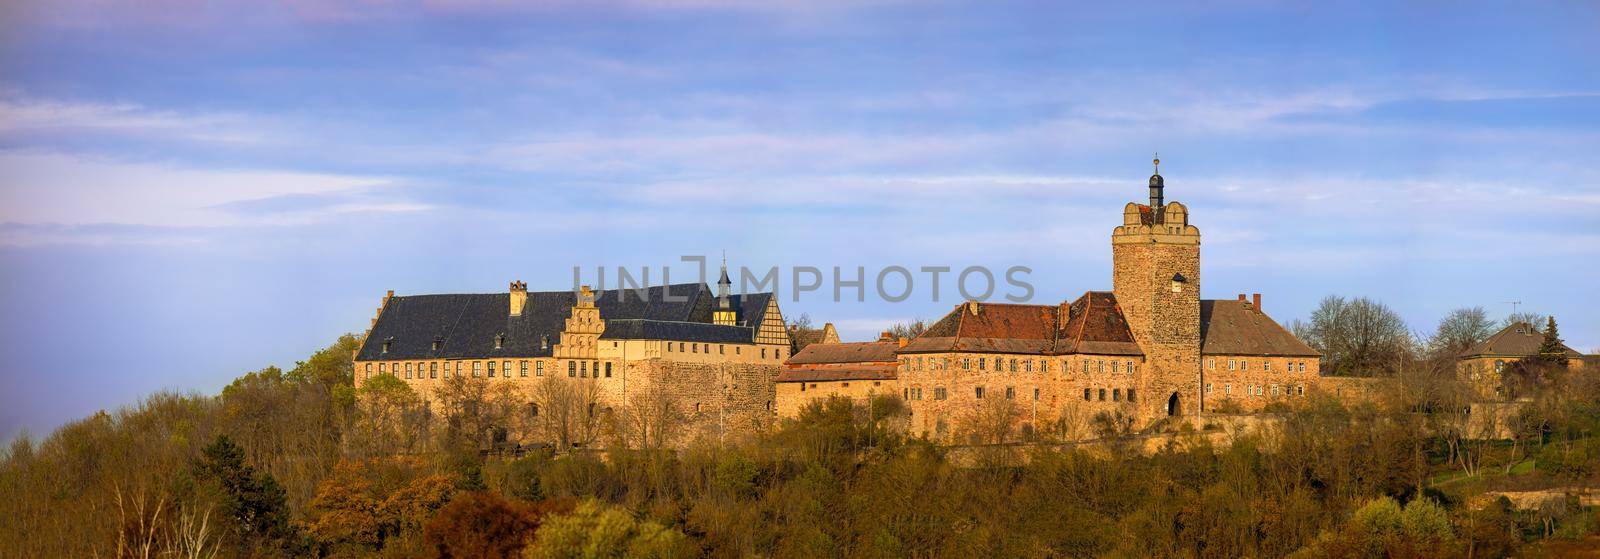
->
left=2, top=0, right=1597, bottom=441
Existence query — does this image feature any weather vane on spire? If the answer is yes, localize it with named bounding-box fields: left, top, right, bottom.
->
left=1153, top=152, right=1160, bottom=174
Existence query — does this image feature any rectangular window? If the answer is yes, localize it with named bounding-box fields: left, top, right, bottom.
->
left=1009, top=359, right=1017, bottom=372
left=1265, top=362, right=1272, bottom=372
left=692, top=344, right=698, bottom=353
left=580, top=362, right=588, bottom=378
left=975, top=386, right=985, bottom=399
left=1241, top=360, right=1248, bottom=371
left=365, top=363, right=372, bottom=374
left=487, top=361, right=496, bottom=378
left=719, top=345, right=725, bottom=354
left=1083, top=388, right=1091, bottom=401
left=934, top=387, right=947, bottom=400
left=520, top=361, right=528, bottom=377
left=568, top=361, right=576, bottom=377
left=761, top=348, right=767, bottom=359
left=1082, top=360, right=1089, bottom=373
left=405, top=367, right=412, bottom=379
left=1005, top=386, right=1015, bottom=400
left=1097, top=360, right=1105, bottom=373
left=1033, top=388, right=1040, bottom=401
left=472, top=361, right=482, bottom=377
left=455, top=362, right=462, bottom=376
left=1298, top=385, right=1305, bottom=395
left=379, top=362, right=387, bottom=373
left=963, top=358, right=971, bottom=370
left=1098, top=388, right=1107, bottom=401
left=430, top=363, right=438, bottom=379
left=1229, top=360, right=1236, bottom=371
left=979, top=358, right=986, bottom=371
left=1206, top=358, right=1214, bottom=369
left=1113, top=388, right=1121, bottom=401
left=536, top=361, right=544, bottom=376
left=1127, top=388, right=1136, bottom=402
left=1225, top=383, right=1232, bottom=395
left=1205, top=383, right=1213, bottom=394
left=605, top=362, right=613, bottom=378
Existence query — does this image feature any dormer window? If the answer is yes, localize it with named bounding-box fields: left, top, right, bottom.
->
left=381, top=337, right=394, bottom=354
left=432, top=337, right=444, bottom=352
left=540, top=335, right=549, bottom=350
left=495, top=333, right=505, bottom=350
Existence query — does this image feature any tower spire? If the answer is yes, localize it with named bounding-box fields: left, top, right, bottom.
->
left=1148, top=153, right=1165, bottom=223
left=716, top=251, right=732, bottom=305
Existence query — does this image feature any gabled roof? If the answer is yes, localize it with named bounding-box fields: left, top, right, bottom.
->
left=899, top=293, right=1142, bottom=356
left=786, top=340, right=899, bottom=365
left=1054, top=291, right=1142, bottom=356
left=1458, top=322, right=1582, bottom=359
left=356, top=283, right=773, bottom=360
left=1199, top=299, right=1319, bottom=357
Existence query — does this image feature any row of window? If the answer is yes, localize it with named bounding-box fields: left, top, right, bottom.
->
left=362, top=360, right=614, bottom=381
left=897, top=355, right=1142, bottom=375
left=665, top=342, right=785, bottom=360
left=798, top=380, right=883, bottom=391
left=1205, top=358, right=1310, bottom=373
left=902, top=385, right=1041, bottom=402
left=1204, top=383, right=1306, bottom=397
left=1081, top=387, right=1137, bottom=402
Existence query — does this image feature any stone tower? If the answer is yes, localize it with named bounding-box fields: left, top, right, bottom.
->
left=1111, top=157, right=1202, bottom=419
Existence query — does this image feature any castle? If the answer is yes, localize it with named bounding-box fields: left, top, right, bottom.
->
left=353, top=276, right=793, bottom=440
left=780, top=158, right=1327, bottom=438
left=354, top=160, right=1500, bottom=445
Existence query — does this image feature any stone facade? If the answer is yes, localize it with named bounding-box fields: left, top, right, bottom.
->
left=353, top=270, right=791, bottom=447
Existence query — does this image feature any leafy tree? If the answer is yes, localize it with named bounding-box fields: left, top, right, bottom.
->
left=526, top=499, right=695, bottom=559
left=422, top=491, right=543, bottom=559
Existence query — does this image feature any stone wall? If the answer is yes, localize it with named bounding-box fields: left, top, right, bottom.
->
left=1198, top=354, right=1320, bottom=412
left=774, top=377, right=893, bottom=417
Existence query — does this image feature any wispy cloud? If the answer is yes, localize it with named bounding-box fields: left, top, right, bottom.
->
left=0, top=151, right=421, bottom=244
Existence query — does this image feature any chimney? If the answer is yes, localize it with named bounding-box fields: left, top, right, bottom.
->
left=898, top=337, right=909, bottom=348
left=1237, top=293, right=1247, bottom=303
left=1252, top=293, right=1261, bottom=312
left=879, top=331, right=893, bottom=342
left=509, top=280, right=528, bottom=315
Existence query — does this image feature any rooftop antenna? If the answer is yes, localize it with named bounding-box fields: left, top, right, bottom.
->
left=1503, top=300, right=1522, bottom=316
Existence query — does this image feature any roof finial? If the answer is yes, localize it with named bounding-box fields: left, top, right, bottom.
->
left=1153, top=152, right=1160, bottom=174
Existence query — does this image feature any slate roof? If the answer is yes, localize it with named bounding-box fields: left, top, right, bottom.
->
left=1458, top=322, right=1583, bottom=359
left=1198, top=299, right=1320, bottom=357
left=899, top=292, right=1142, bottom=356
left=356, top=283, right=774, bottom=360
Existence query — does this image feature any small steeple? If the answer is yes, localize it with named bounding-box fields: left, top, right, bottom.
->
left=716, top=251, right=732, bottom=309
left=1148, top=153, right=1165, bottom=223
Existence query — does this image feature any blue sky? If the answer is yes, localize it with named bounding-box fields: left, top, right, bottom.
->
left=2, top=0, right=1597, bottom=440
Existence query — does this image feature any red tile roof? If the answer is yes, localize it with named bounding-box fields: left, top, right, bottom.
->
left=900, top=292, right=1142, bottom=356
left=786, top=340, right=900, bottom=365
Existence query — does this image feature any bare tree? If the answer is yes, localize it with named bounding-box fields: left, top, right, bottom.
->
left=619, top=382, right=687, bottom=452
left=1428, top=306, right=1495, bottom=358
left=431, top=375, right=519, bottom=452
left=530, top=377, right=603, bottom=451
left=1295, top=295, right=1415, bottom=376
left=886, top=318, right=929, bottom=340
left=1501, top=311, right=1547, bottom=331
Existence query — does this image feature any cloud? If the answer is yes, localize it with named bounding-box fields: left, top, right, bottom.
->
left=0, top=97, right=275, bottom=144
left=0, top=151, right=420, bottom=244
